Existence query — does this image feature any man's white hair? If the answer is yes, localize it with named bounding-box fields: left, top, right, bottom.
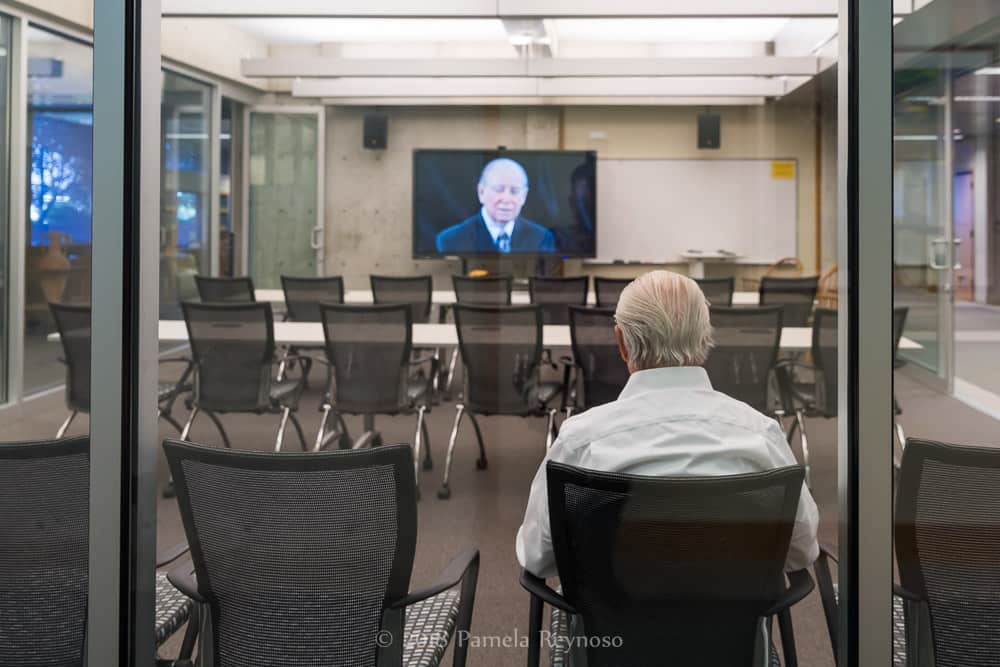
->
left=479, top=157, right=529, bottom=189
left=614, top=270, right=714, bottom=370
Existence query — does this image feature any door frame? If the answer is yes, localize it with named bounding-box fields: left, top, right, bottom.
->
left=241, top=105, right=326, bottom=279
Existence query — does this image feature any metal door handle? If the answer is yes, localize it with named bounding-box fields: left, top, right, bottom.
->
left=310, top=226, right=323, bottom=250
left=952, top=238, right=962, bottom=270
left=929, top=238, right=949, bottom=270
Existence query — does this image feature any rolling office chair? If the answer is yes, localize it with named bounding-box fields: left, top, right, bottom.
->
left=893, top=439, right=1000, bottom=667
left=563, top=306, right=630, bottom=415
left=438, top=304, right=564, bottom=500
left=528, top=276, right=589, bottom=325
left=180, top=301, right=308, bottom=452
left=773, top=307, right=837, bottom=489
left=593, top=277, right=632, bottom=308
left=704, top=306, right=784, bottom=415
left=163, top=441, right=480, bottom=667
left=194, top=275, right=255, bottom=302
left=313, top=304, right=437, bottom=494
left=371, top=274, right=434, bottom=322
left=49, top=303, right=194, bottom=438
left=278, top=275, right=345, bottom=381
left=525, top=462, right=814, bottom=667
left=758, top=276, right=819, bottom=327
left=695, top=277, right=735, bottom=307
left=444, top=274, right=515, bottom=394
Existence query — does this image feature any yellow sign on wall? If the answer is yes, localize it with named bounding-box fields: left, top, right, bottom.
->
left=771, top=161, right=796, bottom=179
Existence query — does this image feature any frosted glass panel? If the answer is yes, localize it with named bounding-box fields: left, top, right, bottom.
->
left=248, top=112, right=319, bottom=288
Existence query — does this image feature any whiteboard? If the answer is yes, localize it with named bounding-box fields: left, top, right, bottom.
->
left=595, top=159, right=798, bottom=264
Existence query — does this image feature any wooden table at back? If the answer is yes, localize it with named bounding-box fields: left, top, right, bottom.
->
left=255, top=289, right=763, bottom=308
left=87, top=320, right=920, bottom=352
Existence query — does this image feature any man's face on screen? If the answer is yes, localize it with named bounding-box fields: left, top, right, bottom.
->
left=478, top=162, right=528, bottom=223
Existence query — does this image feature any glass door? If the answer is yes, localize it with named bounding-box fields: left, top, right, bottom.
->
left=246, top=107, right=324, bottom=287
left=893, top=62, right=956, bottom=390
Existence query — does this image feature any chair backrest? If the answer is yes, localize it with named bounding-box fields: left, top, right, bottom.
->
left=195, top=276, right=256, bottom=303
left=547, top=461, right=804, bottom=666
left=452, top=274, right=512, bottom=305
left=893, top=306, right=909, bottom=362
left=0, top=436, right=89, bottom=667
left=816, top=264, right=838, bottom=309
left=593, top=277, right=632, bottom=308
left=529, top=276, right=589, bottom=325
left=764, top=256, right=804, bottom=278
left=895, top=439, right=1000, bottom=667
left=320, top=304, right=412, bottom=413
left=705, top=306, right=783, bottom=414
left=280, top=275, right=345, bottom=322
left=568, top=306, right=628, bottom=409
left=182, top=301, right=276, bottom=413
left=164, top=440, right=417, bottom=667
left=811, top=308, right=838, bottom=417
left=49, top=303, right=91, bottom=412
left=453, top=304, right=542, bottom=414
left=370, top=275, right=433, bottom=323
left=695, top=277, right=735, bottom=307
left=758, top=276, right=819, bottom=327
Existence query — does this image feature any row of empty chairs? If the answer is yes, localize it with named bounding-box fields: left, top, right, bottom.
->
left=4, top=433, right=994, bottom=666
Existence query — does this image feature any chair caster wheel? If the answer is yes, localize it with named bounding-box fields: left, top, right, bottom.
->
left=437, top=486, right=451, bottom=500
left=476, top=458, right=488, bottom=470
left=422, top=459, right=434, bottom=471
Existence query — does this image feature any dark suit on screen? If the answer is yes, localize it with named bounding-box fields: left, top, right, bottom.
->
left=435, top=213, right=557, bottom=254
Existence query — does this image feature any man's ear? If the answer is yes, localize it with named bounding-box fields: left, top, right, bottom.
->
left=477, top=183, right=487, bottom=205
left=614, top=325, right=631, bottom=369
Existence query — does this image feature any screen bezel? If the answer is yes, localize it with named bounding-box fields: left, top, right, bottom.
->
left=411, top=148, right=598, bottom=260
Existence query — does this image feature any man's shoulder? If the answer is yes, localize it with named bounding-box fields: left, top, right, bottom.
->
left=436, top=215, right=482, bottom=249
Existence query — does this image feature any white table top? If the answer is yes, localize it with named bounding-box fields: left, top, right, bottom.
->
left=254, top=289, right=761, bottom=307
left=118, top=320, right=920, bottom=352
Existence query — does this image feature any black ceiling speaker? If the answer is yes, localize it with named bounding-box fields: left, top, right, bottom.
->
left=363, top=112, right=388, bottom=150
left=698, top=113, right=721, bottom=150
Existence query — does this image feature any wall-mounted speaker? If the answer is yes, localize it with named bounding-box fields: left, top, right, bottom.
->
left=697, top=113, right=721, bottom=150
left=363, top=112, right=388, bottom=150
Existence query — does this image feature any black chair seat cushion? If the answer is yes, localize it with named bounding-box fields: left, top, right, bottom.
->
left=549, top=607, right=781, bottom=666
left=403, top=589, right=461, bottom=667
left=155, top=571, right=194, bottom=647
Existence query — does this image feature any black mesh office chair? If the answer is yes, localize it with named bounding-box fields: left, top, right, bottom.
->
left=773, top=307, right=837, bottom=488
left=49, top=303, right=194, bottom=438
left=438, top=305, right=564, bottom=500
left=705, top=306, right=784, bottom=415
left=758, top=276, right=819, bottom=327
left=163, top=440, right=480, bottom=667
left=371, top=275, right=434, bottom=322
left=593, top=277, right=632, bottom=308
left=278, top=275, right=345, bottom=380
left=315, top=304, right=437, bottom=494
left=0, top=436, right=89, bottom=667
left=894, top=438, right=1000, bottom=667
left=452, top=274, right=513, bottom=305
left=892, top=306, right=909, bottom=456
left=524, top=462, right=814, bottom=667
left=194, top=275, right=255, bottom=303
left=696, top=277, right=736, bottom=307
left=565, top=306, right=629, bottom=414
left=180, top=302, right=308, bottom=452
left=528, top=276, right=589, bottom=325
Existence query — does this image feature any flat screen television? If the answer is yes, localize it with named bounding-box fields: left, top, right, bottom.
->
left=412, top=149, right=596, bottom=258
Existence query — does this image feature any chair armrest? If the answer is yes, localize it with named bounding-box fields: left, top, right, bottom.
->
left=763, top=569, right=815, bottom=616
left=894, top=583, right=923, bottom=602
left=519, top=570, right=578, bottom=615
left=166, top=562, right=205, bottom=603
left=389, top=547, right=480, bottom=609
left=773, top=361, right=818, bottom=411
left=156, top=542, right=190, bottom=568
left=819, top=542, right=838, bottom=563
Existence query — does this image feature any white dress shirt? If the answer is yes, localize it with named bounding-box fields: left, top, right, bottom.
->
left=480, top=207, right=515, bottom=248
left=515, top=366, right=820, bottom=578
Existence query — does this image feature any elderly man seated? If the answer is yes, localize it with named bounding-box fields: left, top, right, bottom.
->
left=516, top=269, right=819, bottom=578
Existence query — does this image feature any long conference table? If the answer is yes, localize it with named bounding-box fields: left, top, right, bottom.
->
left=255, top=289, right=763, bottom=308
left=144, top=320, right=921, bottom=352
